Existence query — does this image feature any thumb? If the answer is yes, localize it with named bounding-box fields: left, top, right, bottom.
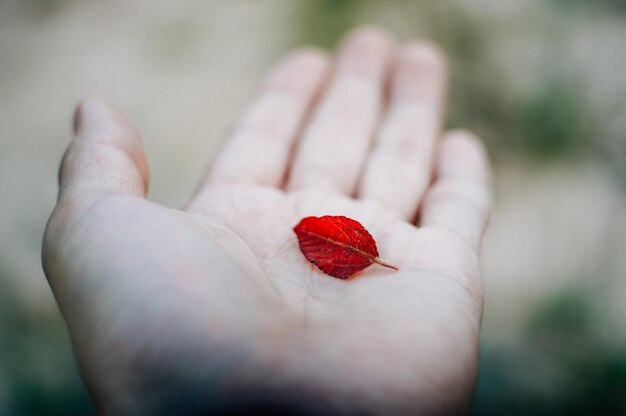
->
left=58, top=97, right=149, bottom=201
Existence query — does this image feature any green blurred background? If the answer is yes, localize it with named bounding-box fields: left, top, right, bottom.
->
left=1, top=0, right=625, bottom=414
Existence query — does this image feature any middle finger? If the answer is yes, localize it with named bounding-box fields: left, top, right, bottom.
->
left=287, top=27, right=394, bottom=194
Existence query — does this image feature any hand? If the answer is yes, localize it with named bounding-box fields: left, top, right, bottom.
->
left=43, top=27, right=491, bottom=415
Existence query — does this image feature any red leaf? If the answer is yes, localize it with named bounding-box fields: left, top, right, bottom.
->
left=293, top=215, right=398, bottom=279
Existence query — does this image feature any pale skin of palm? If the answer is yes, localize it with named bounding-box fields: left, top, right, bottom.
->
left=42, top=28, right=491, bottom=415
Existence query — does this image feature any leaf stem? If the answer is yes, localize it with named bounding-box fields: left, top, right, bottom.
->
left=373, top=258, right=399, bottom=271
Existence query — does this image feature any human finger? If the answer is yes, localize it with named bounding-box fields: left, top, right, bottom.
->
left=203, top=50, right=330, bottom=189
left=287, top=27, right=394, bottom=194
left=359, top=42, right=447, bottom=221
left=58, top=98, right=149, bottom=201
left=419, top=130, right=491, bottom=251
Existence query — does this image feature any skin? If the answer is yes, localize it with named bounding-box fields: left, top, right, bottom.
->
left=42, top=27, right=491, bottom=415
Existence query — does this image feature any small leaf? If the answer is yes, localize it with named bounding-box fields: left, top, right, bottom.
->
left=293, top=215, right=398, bottom=279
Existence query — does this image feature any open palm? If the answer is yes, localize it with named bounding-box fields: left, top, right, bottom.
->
left=43, top=28, right=491, bottom=415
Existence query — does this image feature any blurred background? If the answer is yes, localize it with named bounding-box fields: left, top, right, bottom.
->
left=1, top=0, right=625, bottom=414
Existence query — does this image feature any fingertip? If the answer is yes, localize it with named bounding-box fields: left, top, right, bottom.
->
left=441, top=130, right=489, bottom=171
left=73, top=96, right=109, bottom=135
left=389, top=41, right=447, bottom=104
left=346, top=25, right=394, bottom=42
left=266, top=48, right=331, bottom=92
left=275, top=48, right=330, bottom=76
left=76, top=97, right=129, bottom=132
left=338, top=26, right=395, bottom=73
left=444, top=128, right=479, bottom=142
left=74, top=97, right=145, bottom=153
left=440, top=130, right=489, bottom=173
left=399, top=41, right=448, bottom=75
left=61, top=97, right=149, bottom=198
left=339, top=25, right=395, bottom=60
left=289, top=47, right=330, bottom=68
